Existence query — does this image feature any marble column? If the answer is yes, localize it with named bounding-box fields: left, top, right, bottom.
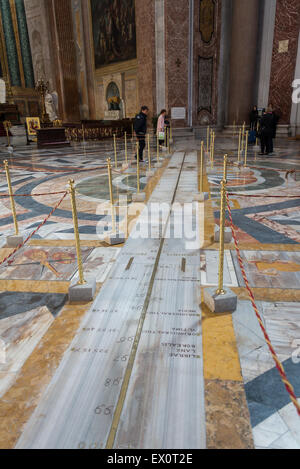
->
left=155, top=0, right=165, bottom=114
left=14, top=0, right=34, bottom=88
left=81, top=0, right=96, bottom=120
left=268, top=0, right=300, bottom=128
left=165, top=0, right=189, bottom=127
left=256, top=0, right=277, bottom=109
left=47, top=0, right=80, bottom=122
left=0, top=0, right=21, bottom=87
left=290, top=32, right=300, bottom=136
left=227, top=0, right=260, bottom=124
left=136, top=0, right=156, bottom=117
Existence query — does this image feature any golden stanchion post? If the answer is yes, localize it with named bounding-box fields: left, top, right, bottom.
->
left=211, top=131, right=215, bottom=168
left=203, top=175, right=237, bottom=312
left=223, top=154, right=228, bottom=183
left=200, top=141, right=204, bottom=193
left=148, top=134, right=151, bottom=171
left=125, top=132, right=128, bottom=165
left=244, top=130, right=249, bottom=167
left=68, top=179, right=86, bottom=286
left=3, top=120, right=12, bottom=147
left=4, top=160, right=18, bottom=235
left=168, top=127, right=171, bottom=154
left=209, top=130, right=213, bottom=162
left=131, top=123, right=134, bottom=141
left=136, top=141, right=140, bottom=194
left=170, top=122, right=173, bottom=142
left=114, top=134, right=118, bottom=169
left=107, top=158, right=116, bottom=235
left=216, top=179, right=226, bottom=296
left=241, top=122, right=245, bottom=152
left=207, top=126, right=210, bottom=152
left=238, top=128, right=242, bottom=162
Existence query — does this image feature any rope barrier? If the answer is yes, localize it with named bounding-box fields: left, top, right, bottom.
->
left=0, top=191, right=68, bottom=198
left=0, top=191, right=68, bottom=267
left=226, top=191, right=300, bottom=417
left=227, top=192, right=300, bottom=199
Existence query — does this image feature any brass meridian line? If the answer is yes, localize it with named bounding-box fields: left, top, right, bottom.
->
left=105, top=153, right=187, bottom=449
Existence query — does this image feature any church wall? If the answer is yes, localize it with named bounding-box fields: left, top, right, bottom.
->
left=136, top=0, right=156, bottom=120
left=165, top=0, right=189, bottom=127
left=268, top=0, right=300, bottom=126
left=70, top=0, right=90, bottom=120
left=193, top=0, right=222, bottom=127
left=46, top=0, right=81, bottom=122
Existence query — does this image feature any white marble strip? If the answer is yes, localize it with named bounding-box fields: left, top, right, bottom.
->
left=16, top=152, right=189, bottom=449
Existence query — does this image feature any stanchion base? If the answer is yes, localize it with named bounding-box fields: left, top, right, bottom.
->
left=6, top=235, right=24, bottom=248
left=7, top=146, right=14, bottom=154
left=146, top=170, right=156, bottom=178
left=203, top=287, right=237, bottom=314
left=68, top=277, right=96, bottom=302
left=214, top=226, right=232, bottom=243
left=154, top=162, right=163, bottom=168
left=194, top=192, right=209, bottom=202
left=240, top=166, right=250, bottom=173
left=122, top=163, right=129, bottom=170
left=205, top=167, right=214, bottom=175
left=132, top=192, right=146, bottom=202
left=109, top=232, right=126, bottom=245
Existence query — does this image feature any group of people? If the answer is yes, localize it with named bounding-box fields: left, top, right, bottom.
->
left=249, top=105, right=280, bottom=156
left=133, top=107, right=169, bottom=162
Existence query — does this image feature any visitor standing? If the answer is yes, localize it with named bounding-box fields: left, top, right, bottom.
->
left=157, top=109, right=167, bottom=148
left=259, top=107, right=275, bottom=156
left=249, top=106, right=259, bottom=131
left=134, top=105, right=149, bottom=162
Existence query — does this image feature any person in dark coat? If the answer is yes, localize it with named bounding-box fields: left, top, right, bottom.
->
left=259, top=107, right=275, bottom=155
left=249, top=106, right=259, bottom=131
left=133, top=106, right=149, bottom=161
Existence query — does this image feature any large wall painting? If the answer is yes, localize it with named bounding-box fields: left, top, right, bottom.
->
left=90, top=0, right=136, bottom=69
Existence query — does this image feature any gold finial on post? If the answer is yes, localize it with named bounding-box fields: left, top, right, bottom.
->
left=216, top=179, right=227, bottom=296
left=4, top=160, right=18, bottom=235
left=68, top=179, right=86, bottom=286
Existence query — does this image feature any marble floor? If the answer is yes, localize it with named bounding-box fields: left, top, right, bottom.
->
left=0, top=135, right=300, bottom=449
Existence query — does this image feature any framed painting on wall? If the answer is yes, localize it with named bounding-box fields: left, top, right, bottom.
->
left=90, top=0, right=137, bottom=68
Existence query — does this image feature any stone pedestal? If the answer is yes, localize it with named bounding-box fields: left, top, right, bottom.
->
left=109, top=232, right=126, bottom=246
left=6, top=235, right=24, bottom=248
left=214, top=226, right=232, bottom=244
left=132, top=192, right=146, bottom=202
left=204, top=287, right=237, bottom=314
left=194, top=192, right=209, bottom=202
left=69, top=278, right=96, bottom=302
